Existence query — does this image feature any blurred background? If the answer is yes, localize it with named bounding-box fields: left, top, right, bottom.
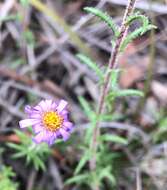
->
left=0, top=0, right=167, bottom=190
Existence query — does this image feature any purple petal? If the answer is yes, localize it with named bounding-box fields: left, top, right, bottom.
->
left=33, top=105, right=43, bottom=113
left=54, top=130, right=62, bottom=139
left=33, top=132, right=44, bottom=144
left=32, top=124, right=42, bottom=134
left=61, top=110, right=68, bottom=115
left=44, top=131, right=57, bottom=145
left=63, top=121, right=73, bottom=131
left=38, top=100, right=48, bottom=112
left=43, top=130, right=55, bottom=142
left=19, top=119, right=40, bottom=128
left=47, top=133, right=56, bottom=145
left=56, top=100, right=68, bottom=113
left=38, top=99, right=57, bottom=112
left=63, top=121, right=73, bottom=127
left=33, top=130, right=49, bottom=143
left=60, top=110, right=68, bottom=120
left=25, top=105, right=32, bottom=114
left=41, top=99, right=53, bottom=111
left=30, top=113, right=42, bottom=119
left=59, top=128, right=70, bottom=141
left=51, top=102, right=57, bottom=111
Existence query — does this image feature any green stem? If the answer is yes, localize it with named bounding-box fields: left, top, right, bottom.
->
left=89, top=1, right=137, bottom=190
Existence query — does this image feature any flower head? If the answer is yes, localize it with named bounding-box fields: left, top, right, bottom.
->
left=19, top=99, right=74, bottom=145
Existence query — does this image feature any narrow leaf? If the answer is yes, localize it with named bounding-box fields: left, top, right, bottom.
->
left=110, top=69, right=120, bottom=89
left=120, top=28, right=143, bottom=51
left=75, top=151, right=90, bottom=174
left=65, top=173, right=89, bottom=185
left=11, top=152, right=26, bottom=159
left=7, top=143, right=23, bottom=151
left=100, top=134, right=128, bottom=145
left=78, top=96, right=95, bottom=121
left=77, top=54, right=103, bottom=80
left=84, top=7, right=119, bottom=37
left=107, top=89, right=144, bottom=100
left=116, top=89, right=144, bottom=97
left=98, top=167, right=116, bottom=185
left=120, top=12, right=157, bottom=51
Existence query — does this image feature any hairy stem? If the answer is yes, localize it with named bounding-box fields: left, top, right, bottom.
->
left=89, top=0, right=137, bottom=189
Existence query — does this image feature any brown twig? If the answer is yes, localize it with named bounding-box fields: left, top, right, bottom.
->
left=0, top=67, right=65, bottom=98
left=89, top=1, right=137, bottom=189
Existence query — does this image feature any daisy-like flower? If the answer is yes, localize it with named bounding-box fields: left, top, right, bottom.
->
left=19, top=99, right=74, bottom=145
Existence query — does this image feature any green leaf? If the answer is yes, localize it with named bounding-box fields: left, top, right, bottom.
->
left=106, top=173, right=116, bottom=185
left=116, top=89, right=144, bottom=97
left=0, top=166, right=18, bottom=190
left=0, top=14, right=19, bottom=22
left=107, top=89, right=144, bottom=100
left=84, top=7, right=119, bottom=37
left=26, top=154, right=31, bottom=164
left=99, top=114, right=112, bottom=122
left=98, top=167, right=116, bottom=185
left=7, top=130, right=50, bottom=171
left=65, top=173, right=89, bottom=185
left=10, top=58, right=25, bottom=69
left=120, top=28, right=143, bottom=51
left=85, top=124, right=96, bottom=145
left=110, top=69, right=121, bottom=89
left=19, top=0, right=29, bottom=7
left=78, top=96, right=96, bottom=121
left=0, top=147, right=4, bottom=155
left=75, top=150, right=91, bottom=174
left=11, top=151, right=26, bottom=159
left=152, top=118, right=167, bottom=142
left=159, top=118, right=167, bottom=129
left=77, top=54, right=103, bottom=80
left=33, top=157, right=46, bottom=171
left=100, top=134, right=128, bottom=145
left=126, top=12, right=149, bottom=27
left=2, top=167, right=16, bottom=178
left=120, top=12, right=157, bottom=51
left=23, top=30, right=35, bottom=46
left=7, top=143, right=23, bottom=151
left=100, top=113, right=122, bottom=122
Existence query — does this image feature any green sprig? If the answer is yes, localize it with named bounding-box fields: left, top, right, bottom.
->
left=84, top=7, right=119, bottom=38
left=77, top=54, right=103, bottom=80
left=120, top=12, right=157, bottom=51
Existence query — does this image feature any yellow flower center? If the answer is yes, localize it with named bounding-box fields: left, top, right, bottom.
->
left=43, top=111, right=63, bottom=131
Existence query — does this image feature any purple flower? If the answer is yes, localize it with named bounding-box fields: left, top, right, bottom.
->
left=19, top=99, right=74, bottom=145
